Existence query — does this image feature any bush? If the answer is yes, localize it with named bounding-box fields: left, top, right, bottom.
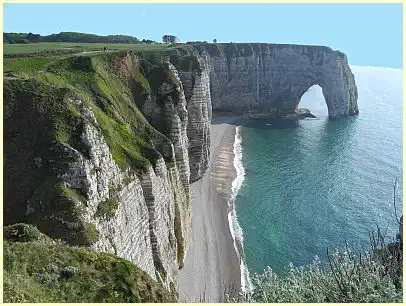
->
left=237, top=246, right=402, bottom=303
left=4, top=223, right=49, bottom=242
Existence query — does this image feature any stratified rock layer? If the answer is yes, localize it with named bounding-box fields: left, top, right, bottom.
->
left=58, top=104, right=157, bottom=279
left=179, top=61, right=212, bottom=182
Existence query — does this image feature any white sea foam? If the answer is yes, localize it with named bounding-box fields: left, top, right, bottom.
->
left=227, top=126, right=254, bottom=293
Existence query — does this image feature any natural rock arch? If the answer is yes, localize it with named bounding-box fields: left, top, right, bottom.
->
left=198, top=43, right=359, bottom=118
left=276, top=73, right=358, bottom=118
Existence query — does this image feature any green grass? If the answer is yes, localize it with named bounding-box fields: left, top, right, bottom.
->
left=3, top=224, right=177, bottom=303
left=4, top=57, right=53, bottom=74
left=4, top=42, right=175, bottom=55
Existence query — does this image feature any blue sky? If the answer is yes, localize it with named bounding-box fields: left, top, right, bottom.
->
left=4, top=3, right=403, bottom=68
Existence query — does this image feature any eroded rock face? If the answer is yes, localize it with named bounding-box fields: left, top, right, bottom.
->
left=141, top=61, right=191, bottom=268
left=187, top=43, right=358, bottom=118
left=179, top=61, right=212, bottom=182
left=56, top=103, right=157, bottom=279
left=142, top=61, right=190, bottom=195
left=140, top=158, right=178, bottom=286
left=53, top=100, right=188, bottom=287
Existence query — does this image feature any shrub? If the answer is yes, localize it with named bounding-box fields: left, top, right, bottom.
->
left=4, top=223, right=49, bottom=242
left=237, top=246, right=402, bottom=303
left=96, top=197, right=119, bottom=219
left=3, top=236, right=177, bottom=302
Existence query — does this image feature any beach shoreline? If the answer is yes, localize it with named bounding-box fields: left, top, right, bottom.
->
left=177, top=116, right=243, bottom=302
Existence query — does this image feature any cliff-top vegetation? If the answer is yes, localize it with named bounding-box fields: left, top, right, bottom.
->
left=3, top=224, right=177, bottom=302
left=4, top=31, right=140, bottom=44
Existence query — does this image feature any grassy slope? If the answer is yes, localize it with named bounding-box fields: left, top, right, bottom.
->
left=4, top=224, right=176, bottom=303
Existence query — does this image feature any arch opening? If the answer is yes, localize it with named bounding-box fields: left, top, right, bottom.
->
left=297, top=84, right=329, bottom=118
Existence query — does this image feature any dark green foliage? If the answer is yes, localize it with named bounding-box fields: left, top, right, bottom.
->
left=26, top=32, right=41, bottom=42
left=141, top=39, right=157, bottom=44
left=3, top=234, right=177, bottom=302
left=81, top=223, right=99, bottom=245
left=4, top=224, right=50, bottom=242
left=96, top=186, right=121, bottom=219
left=41, top=32, right=140, bottom=44
left=96, top=198, right=120, bottom=219
left=3, top=78, right=93, bottom=246
left=4, top=31, right=139, bottom=44
left=3, top=79, right=82, bottom=228
left=170, top=55, right=200, bottom=71
left=235, top=227, right=403, bottom=304
left=243, top=249, right=402, bottom=303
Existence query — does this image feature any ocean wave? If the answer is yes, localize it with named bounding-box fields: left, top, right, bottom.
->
left=349, top=64, right=402, bottom=71
left=227, top=126, right=254, bottom=293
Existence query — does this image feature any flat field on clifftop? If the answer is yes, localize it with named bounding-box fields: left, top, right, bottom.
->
left=4, top=42, right=175, bottom=56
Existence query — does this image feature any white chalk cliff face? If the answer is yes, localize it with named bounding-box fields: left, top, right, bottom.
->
left=187, top=43, right=358, bottom=117
left=4, top=44, right=358, bottom=289
left=179, top=64, right=212, bottom=183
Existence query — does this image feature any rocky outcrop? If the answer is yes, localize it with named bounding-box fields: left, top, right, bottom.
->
left=140, top=60, right=191, bottom=267
left=178, top=61, right=212, bottom=182
left=183, top=43, right=358, bottom=118
left=4, top=71, right=191, bottom=290
left=140, top=158, right=178, bottom=286
left=57, top=99, right=192, bottom=286
left=49, top=101, right=158, bottom=279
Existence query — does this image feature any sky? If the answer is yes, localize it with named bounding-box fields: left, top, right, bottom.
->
left=4, top=3, right=403, bottom=68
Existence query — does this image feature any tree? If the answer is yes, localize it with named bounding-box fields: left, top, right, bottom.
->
left=213, top=39, right=217, bottom=44
left=26, top=32, right=41, bottom=42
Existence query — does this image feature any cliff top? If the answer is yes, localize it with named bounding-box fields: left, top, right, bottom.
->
left=4, top=41, right=339, bottom=60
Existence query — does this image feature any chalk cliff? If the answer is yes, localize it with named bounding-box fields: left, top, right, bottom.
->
left=181, top=43, right=358, bottom=118
left=3, top=43, right=358, bottom=289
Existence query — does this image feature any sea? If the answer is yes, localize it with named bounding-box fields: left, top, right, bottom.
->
left=229, top=65, right=403, bottom=290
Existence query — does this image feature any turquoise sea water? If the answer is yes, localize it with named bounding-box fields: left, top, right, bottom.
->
left=235, top=65, right=403, bottom=275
